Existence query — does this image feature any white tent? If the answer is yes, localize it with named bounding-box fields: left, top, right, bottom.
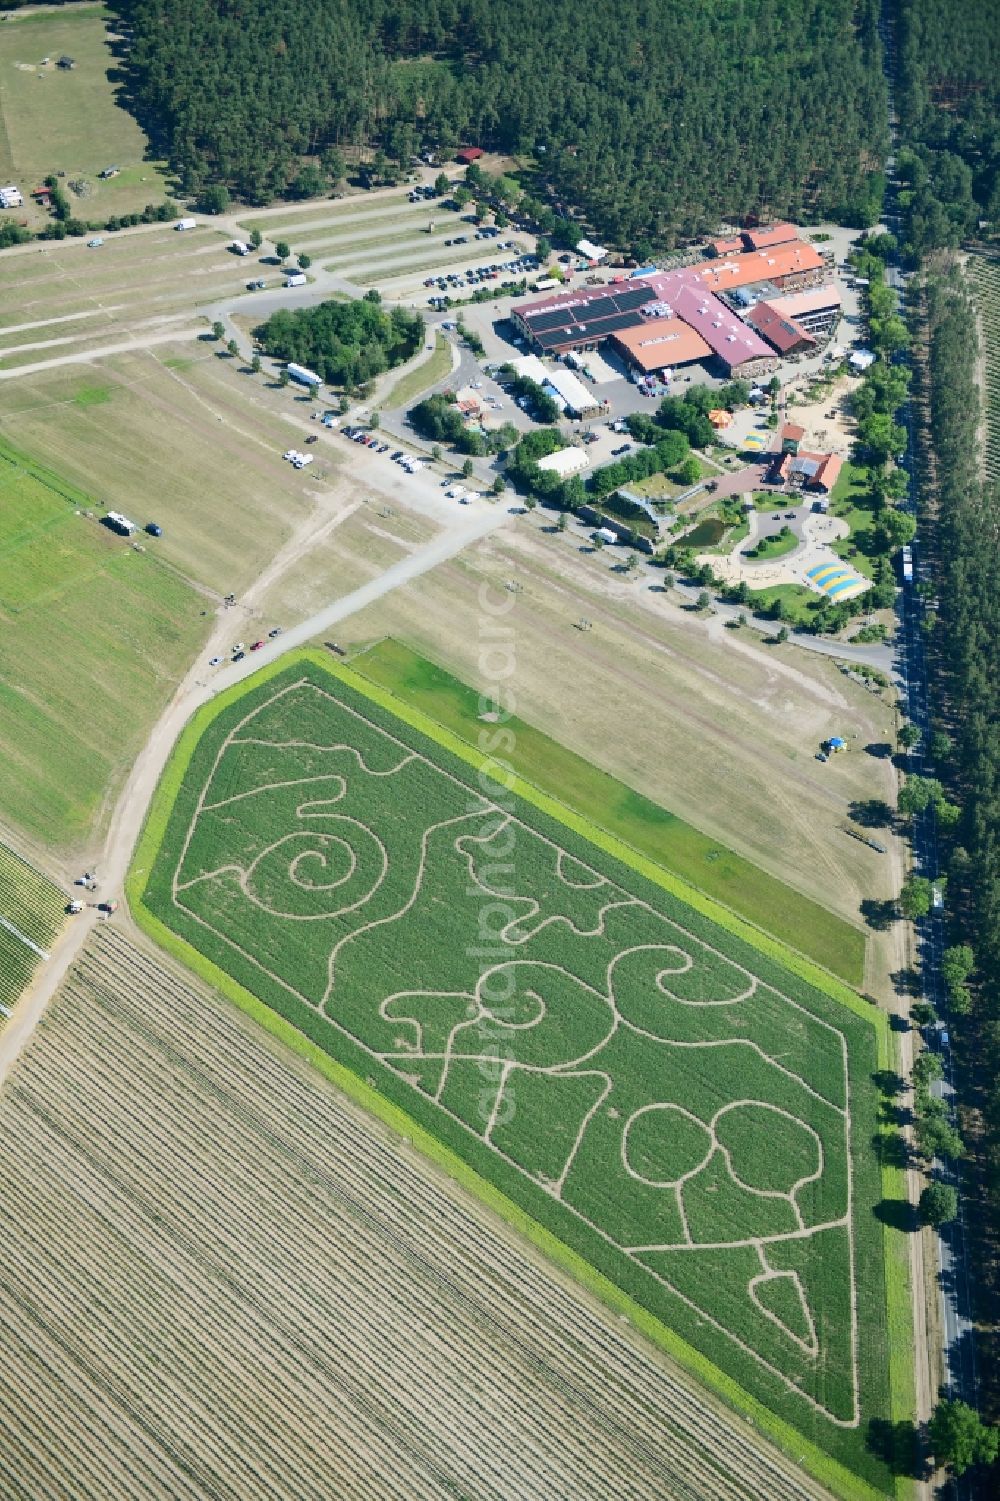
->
left=537, top=447, right=589, bottom=478
left=542, top=366, right=598, bottom=416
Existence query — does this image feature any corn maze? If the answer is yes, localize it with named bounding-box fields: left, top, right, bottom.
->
left=0, top=842, right=63, bottom=1018
left=136, top=656, right=898, bottom=1493
left=967, top=252, right=1000, bottom=482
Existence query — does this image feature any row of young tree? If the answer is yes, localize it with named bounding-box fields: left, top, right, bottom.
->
left=114, top=0, right=888, bottom=243
left=910, top=257, right=1000, bottom=1464
left=894, top=0, right=1000, bottom=259
left=919, top=263, right=1000, bottom=1025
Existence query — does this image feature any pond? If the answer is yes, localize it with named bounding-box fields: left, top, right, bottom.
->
left=684, top=517, right=727, bottom=547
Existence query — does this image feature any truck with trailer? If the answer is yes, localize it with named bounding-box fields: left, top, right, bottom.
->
left=286, top=362, right=322, bottom=389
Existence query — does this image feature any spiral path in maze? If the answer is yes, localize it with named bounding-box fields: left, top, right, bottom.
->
left=149, top=668, right=869, bottom=1436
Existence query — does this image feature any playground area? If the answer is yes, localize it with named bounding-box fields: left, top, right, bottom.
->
left=701, top=507, right=869, bottom=602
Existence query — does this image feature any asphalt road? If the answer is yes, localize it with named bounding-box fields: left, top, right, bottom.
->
left=873, top=16, right=982, bottom=1461
left=886, top=200, right=979, bottom=1442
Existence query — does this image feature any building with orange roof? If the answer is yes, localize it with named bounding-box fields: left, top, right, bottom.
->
left=813, top=453, right=843, bottom=492
left=696, top=240, right=826, bottom=294
left=744, top=223, right=799, bottom=251
left=709, top=235, right=745, bottom=257
left=769, top=448, right=843, bottom=493
left=780, top=422, right=806, bottom=453
left=609, top=318, right=712, bottom=374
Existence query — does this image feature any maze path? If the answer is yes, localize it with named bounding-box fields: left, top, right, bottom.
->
left=158, top=674, right=861, bottom=1430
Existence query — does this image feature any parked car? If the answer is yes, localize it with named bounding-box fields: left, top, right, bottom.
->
left=87, top=237, right=103, bottom=249
left=250, top=640, right=265, bottom=652
left=232, top=650, right=246, bottom=662
left=268, top=627, right=282, bottom=638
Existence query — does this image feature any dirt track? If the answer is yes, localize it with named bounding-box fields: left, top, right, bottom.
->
left=0, top=495, right=507, bottom=1090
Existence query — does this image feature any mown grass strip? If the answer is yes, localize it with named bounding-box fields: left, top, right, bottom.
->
left=128, top=647, right=911, bottom=1500
left=377, top=333, right=453, bottom=411
left=0, top=437, right=96, bottom=511
left=350, top=637, right=867, bottom=985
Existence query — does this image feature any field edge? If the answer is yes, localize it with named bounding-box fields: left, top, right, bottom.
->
left=349, top=636, right=868, bottom=987
left=125, top=648, right=913, bottom=1501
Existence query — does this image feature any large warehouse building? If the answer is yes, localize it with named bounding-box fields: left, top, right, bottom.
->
left=763, top=283, right=841, bottom=338
left=609, top=317, right=712, bottom=374
left=512, top=268, right=777, bottom=378
left=510, top=225, right=829, bottom=382
left=695, top=239, right=827, bottom=296
left=511, top=282, right=661, bottom=355
left=744, top=301, right=816, bottom=357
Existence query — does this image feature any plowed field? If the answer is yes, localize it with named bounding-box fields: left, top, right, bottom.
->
left=0, top=927, right=843, bottom=1501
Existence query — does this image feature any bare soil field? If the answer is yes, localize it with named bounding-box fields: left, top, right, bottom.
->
left=783, top=372, right=858, bottom=456
left=0, top=925, right=837, bottom=1501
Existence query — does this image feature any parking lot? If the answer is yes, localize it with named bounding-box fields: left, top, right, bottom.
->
left=423, top=239, right=539, bottom=309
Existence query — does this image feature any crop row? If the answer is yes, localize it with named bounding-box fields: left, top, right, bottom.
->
left=0, top=927, right=839, bottom=1501
left=0, top=841, right=64, bottom=949
left=0, top=926, right=37, bottom=1014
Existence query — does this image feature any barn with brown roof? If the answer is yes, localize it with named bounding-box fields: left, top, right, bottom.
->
left=745, top=302, right=816, bottom=357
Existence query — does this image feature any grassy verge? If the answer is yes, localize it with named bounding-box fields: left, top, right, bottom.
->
left=128, top=647, right=910, bottom=1500
left=745, top=527, right=799, bottom=562
left=630, top=456, right=713, bottom=503
left=378, top=332, right=453, bottom=410
left=751, top=582, right=819, bottom=626
left=349, top=638, right=867, bottom=984
left=830, top=463, right=879, bottom=581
